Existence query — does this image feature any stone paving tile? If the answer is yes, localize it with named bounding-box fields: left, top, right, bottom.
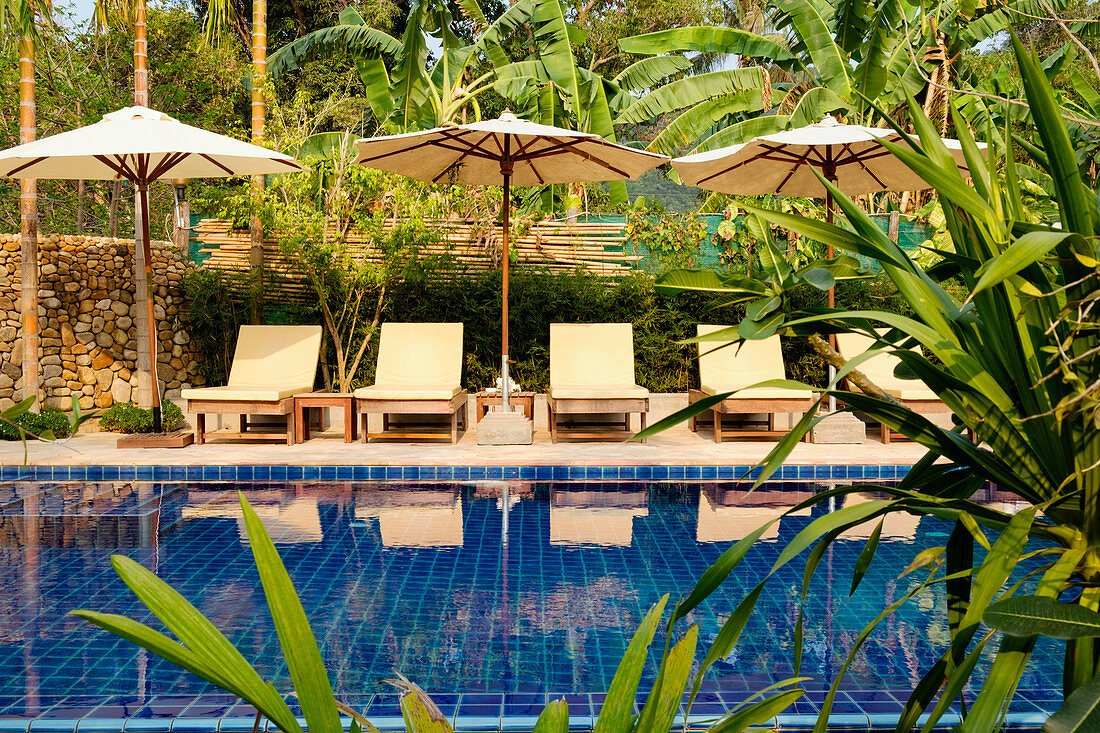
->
left=0, top=425, right=928, bottom=466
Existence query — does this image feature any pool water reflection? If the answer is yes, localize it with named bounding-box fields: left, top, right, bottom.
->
left=0, top=479, right=1057, bottom=722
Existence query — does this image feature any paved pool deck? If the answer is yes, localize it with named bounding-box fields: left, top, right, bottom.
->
left=0, top=423, right=928, bottom=467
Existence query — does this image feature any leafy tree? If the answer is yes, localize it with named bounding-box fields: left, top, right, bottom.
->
left=648, top=36, right=1100, bottom=731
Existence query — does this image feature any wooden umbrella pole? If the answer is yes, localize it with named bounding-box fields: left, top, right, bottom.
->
left=500, top=143, right=512, bottom=411
left=138, top=182, right=162, bottom=432
left=825, top=182, right=836, bottom=412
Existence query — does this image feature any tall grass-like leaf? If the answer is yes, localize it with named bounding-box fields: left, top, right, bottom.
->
left=239, top=494, right=343, bottom=733
left=969, top=232, right=1080, bottom=298
left=1045, top=676, right=1100, bottom=733
left=71, top=557, right=304, bottom=733
left=635, top=626, right=698, bottom=733
left=532, top=699, right=568, bottom=733
left=709, top=690, right=805, bottom=732
left=389, top=675, right=455, bottom=733
left=592, top=595, right=668, bottom=733
left=850, top=519, right=883, bottom=595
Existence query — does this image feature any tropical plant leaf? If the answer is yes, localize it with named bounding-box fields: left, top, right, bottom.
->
left=985, top=597, right=1100, bottom=640
left=619, top=26, right=795, bottom=63
left=239, top=495, right=343, bottom=733
left=592, top=595, right=668, bottom=733
left=616, top=68, right=765, bottom=125
left=532, top=699, right=569, bottom=733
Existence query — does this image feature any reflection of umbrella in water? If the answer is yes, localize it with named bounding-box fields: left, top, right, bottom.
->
left=0, top=107, right=303, bottom=431
left=354, top=112, right=669, bottom=410
left=672, top=116, right=982, bottom=409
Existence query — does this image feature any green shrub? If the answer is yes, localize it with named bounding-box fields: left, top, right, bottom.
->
left=0, top=409, right=72, bottom=440
left=99, top=400, right=185, bottom=433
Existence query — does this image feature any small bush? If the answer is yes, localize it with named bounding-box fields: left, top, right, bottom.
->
left=99, top=400, right=185, bottom=433
left=0, top=409, right=72, bottom=441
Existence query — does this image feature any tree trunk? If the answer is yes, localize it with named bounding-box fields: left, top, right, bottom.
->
left=132, top=0, right=155, bottom=408
left=249, top=0, right=267, bottom=324
left=18, top=34, right=39, bottom=410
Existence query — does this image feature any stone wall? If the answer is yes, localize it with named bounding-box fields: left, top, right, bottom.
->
left=0, top=233, right=206, bottom=412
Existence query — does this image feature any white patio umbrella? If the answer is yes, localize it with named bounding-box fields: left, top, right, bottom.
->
left=354, top=111, right=669, bottom=409
left=0, top=106, right=304, bottom=431
left=672, top=115, right=981, bottom=409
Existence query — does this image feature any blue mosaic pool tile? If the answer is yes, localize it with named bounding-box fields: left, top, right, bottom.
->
left=0, top=723, right=29, bottom=733
left=76, top=718, right=129, bottom=732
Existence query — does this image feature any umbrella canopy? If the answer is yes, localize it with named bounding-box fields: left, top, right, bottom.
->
left=354, top=112, right=668, bottom=186
left=672, top=115, right=974, bottom=197
left=0, top=106, right=302, bottom=181
left=0, top=106, right=304, bottom=432
left=355, top=112, right=669, bottom=412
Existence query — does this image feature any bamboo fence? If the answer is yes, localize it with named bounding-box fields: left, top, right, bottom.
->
left=194, top=218, right=639, bottom=296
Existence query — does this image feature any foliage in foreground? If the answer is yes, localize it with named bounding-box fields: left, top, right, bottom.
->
left=645, top=35, right=1100, bottom=731
left=72, top=493, right=800, bottom=733
left=99, top=400, right=185, bottom=433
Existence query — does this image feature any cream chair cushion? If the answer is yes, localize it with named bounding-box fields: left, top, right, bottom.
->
left=352, top=322, right=463, bottom=400
left=697, top=326, right=804, bottom=400
left=182, top=325, right=322, bottom=401
left=547, top=323, right=647, bottom=399
left=836, top=331, right=939, bottom=401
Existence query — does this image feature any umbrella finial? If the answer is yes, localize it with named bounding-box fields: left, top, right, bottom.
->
left=499, top=109, right=519, bottom=123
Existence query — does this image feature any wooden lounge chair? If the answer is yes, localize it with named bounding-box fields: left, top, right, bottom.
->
left=182, top=325, right=322, bottom=446
left=546, top=323, right=649, bottom=443
left=355, top=322, right=468, bottom=443
left=836, top=331, right=951, bottom=443
left=687, top=326, right=813, bottom=442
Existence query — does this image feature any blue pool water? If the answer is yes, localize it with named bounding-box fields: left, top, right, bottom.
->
left=0, top=479, right=1060, bottom=729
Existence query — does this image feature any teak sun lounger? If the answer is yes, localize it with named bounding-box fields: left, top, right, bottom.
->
left=836, top=331, right=951, bottom=443
left=687, top=326, right=813, bottom=442
left=354, top=322, right=468, bottom=443
left=182, top=325, right=323, bottom=445
left=546, top=323, right=649, bottom=443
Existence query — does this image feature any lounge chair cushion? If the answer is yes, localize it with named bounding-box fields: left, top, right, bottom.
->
left=836, top=331, right=941, bottom=404
left=548, top=384, right=649, bottom=400
left=367, top=322, right=463, bottom=397
left=549, top=323, right=648, bottom=398
left=181, top=385, right=303, bottom=402
left=697, top=326, right=789, bottom=392
left=182, top=325, right=322, bottom=402
left=355, top=384, right=463, bottom=401
left=699, top=384, right=809, bottom=401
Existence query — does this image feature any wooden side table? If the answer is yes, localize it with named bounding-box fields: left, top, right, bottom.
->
left=474, top=391, right=536, bottom=422
left=294, top=393, right=357, bottom=443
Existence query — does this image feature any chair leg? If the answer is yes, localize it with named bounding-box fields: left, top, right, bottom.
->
left=549, top=402, right=557, bottom=443
left=361, top=413, right=369, bottom=443
left=713, top=409, right=722, bottom=443
left=286, top=411, right=295, bottom=446
left=639, top=412, right=647, bottom=444
left=195, top=413, right=205, bottom=445
left=881, top=422, right=890, bottom=444
left=344, top=403, right=355, bottom=443
left=450, top=409, right=459, bottom=444
left=295, top=404, right=307, bottom=444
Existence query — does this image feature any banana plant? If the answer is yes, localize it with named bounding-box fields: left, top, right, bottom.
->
left=615, top=0, right=1077, bottom=156
left=71, top=492, right=803, bottom=733
left=641, top=34, right=1100, bottom=732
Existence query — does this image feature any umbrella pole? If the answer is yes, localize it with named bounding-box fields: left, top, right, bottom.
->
left=825, top=187, right=837, bottom=413
left=501, top=168, right=511, bottom=411
left=137, top=183, right=162, bottom=433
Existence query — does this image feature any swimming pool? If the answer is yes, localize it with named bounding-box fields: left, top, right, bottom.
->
left=0, top=476, right=1059, bottom=731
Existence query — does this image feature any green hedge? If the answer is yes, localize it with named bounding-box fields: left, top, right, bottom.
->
left=100, top=401, right=186, bottom=433
left=0, top=409, right=72, bottom=441
left=183, top=267, right=920, bottom=392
